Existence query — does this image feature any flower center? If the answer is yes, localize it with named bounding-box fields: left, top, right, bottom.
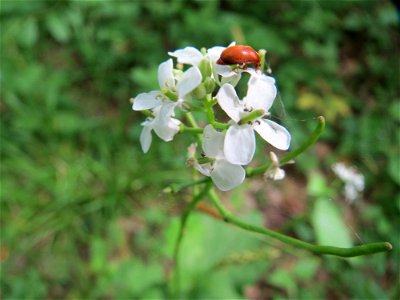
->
left=161, top=88, right=178, bottom=101
left=238, top=108, right=266, bottom=125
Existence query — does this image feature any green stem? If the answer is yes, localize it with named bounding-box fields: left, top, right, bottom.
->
left=185, top=112, right=200, bottom=128
left=246, top=116, right=326, bottom=177
left=211, top=121, right=229, bottom=130
left=168, top=178, right=211, bottom=193
left=204, top=97, right=216, bottom=125
left=208, top=188, right=392, bottom=257
left=179, top=124, right=204, bottom=134
left=258, top=49, right=266, bottom=73
left=171, top=182, right=212, bottom=296
left=139, top=109, right=154, bottom=118
left=184, top=112, right=202, bottom=143
left=203, top=96, right=230, bottom=130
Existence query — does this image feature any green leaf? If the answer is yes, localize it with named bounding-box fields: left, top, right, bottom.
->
left=311, top=198, right=353, bottom=247
left=389, top=101, right=400, bottom=122
left=388, top=149, right=400, bottom=185
left=307, top=172, right=334, bottom=198
left=17, top=17, right=38, bottom=47
left=293, top=257, right=320, bottom=280
left=46, top=13, right=70, bottom=43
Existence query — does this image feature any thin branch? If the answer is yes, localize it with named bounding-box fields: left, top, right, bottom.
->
left=179, top=124, right=204, bottom=134
left=171, top=182, right=212, bottom=295
left=246, top=116, right=326, bottom=177
left=208, top=188, right=392, bottom=258
left=167, top=177, right=211, bottom=194
left=184, top=112, right=203, bottom=143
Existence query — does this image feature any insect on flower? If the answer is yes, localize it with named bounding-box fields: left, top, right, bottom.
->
left=217, top=45, right=261, bottom=70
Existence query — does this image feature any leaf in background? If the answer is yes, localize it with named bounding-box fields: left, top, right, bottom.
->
left=164, top=213, right=266, bottom=296
left=268, top=270, right=297, bottom=298
left=311, top=198, right=353, bottom=247
left=390, top=101, right=400, bottom=122
left=45, top=13, right=70, bottom=43
left=307, top=172, right=334, bottom=198
left=388, top=149, right=400, bottom=185
left=17, top=17, right=38, bottom=47
left=293, top=257, right=320, bottom=280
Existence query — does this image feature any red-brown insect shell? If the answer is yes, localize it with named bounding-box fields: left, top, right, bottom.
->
left=217, top=45, right=261, bottom=70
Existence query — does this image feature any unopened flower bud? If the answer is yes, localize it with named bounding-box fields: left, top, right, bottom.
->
left=191, top=83, right=207, bottom=99
left=204, top=77, right=215, bottom=94
left=198, top=59, right=212, bottom=78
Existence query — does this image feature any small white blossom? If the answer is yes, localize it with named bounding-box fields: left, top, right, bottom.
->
left=192, top=125, right=245, bottom=191
left=332, top=162, right=365, bottom=203
left=216, top=75, right=291, bottom=165
left=169, top=42, right=236, bottom=85
left=139, top=104, right=181, bottom=153
left=133, top=59, right=202, bottom=112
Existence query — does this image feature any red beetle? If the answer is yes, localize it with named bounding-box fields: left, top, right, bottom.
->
left=217, top=45, right=261, bottom=70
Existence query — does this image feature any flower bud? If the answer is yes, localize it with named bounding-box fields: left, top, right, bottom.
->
left=203, top=77, right=215, bottom=94
left=198, top=59, right=212, bottom=78
left=191, top=83, right=207, bottom=100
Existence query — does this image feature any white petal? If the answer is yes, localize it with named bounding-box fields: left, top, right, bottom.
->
left=215, top=64, right=237, bottom=77
left=224, top=124, right=255, bottom=165
left=158, top=59, right=174, bottom=90
left=220, top=73, right=242, bottom=87
left=168, top=47, right=204, bottom=66
left=206, top=46, right=226, bottom=62
left=254, top=119, right=291, bottom=150
left=158, top=101, right=177, bottom=117
left=140, top=120, right=153, bottom=153
left=216, top=84, right=243, bottom=122
left=153, top=114, right=181, bottom=142
left=194, top=162, right=212, bottom=177
left=245, top=74, right=277, bottom=111
left=176, top=66, right=202, bottom=98
left=211, top=159, right=245, bottom=191
left=133, top=91, right=162, bottom=111
left=202, top=125, right=225, bottom=159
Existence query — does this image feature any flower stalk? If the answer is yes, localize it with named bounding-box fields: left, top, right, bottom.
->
left=171, top=182, right=212, bottom=296
left=246, top=116, right=326, bottom=177
left=208, top=188, right=392, bottom=257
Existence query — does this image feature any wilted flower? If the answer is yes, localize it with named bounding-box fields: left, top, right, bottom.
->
left=332, top=162, right=365, bottom=202
left=264, top=152, right=286, bottom=180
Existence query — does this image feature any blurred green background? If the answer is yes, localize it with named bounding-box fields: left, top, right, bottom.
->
left=1, top=0, right=399, bottom=299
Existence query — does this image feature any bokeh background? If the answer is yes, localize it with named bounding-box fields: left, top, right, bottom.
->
left=1, top=1, right=399, bottom=299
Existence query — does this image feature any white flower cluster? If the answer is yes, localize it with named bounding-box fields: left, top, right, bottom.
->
left=132, top=43, right=291, bottom=191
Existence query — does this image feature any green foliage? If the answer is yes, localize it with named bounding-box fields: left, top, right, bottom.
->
left=1, top=0, right=398, bottom=299
left=311, top=198, right=352, bottom=248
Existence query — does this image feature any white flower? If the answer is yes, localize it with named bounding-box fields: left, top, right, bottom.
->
left=132, top=58, right=202, bottom=112
left=332, top=162, right=365, bottom=203
left=264, top=152, right=286, bottom=180
left=216, top=75, right=291, bottom=165
left=192, top=125, right=245, bottom=191
left=168, top=44, right=232, bottom=67
left=139, top=104, right=181, bottom=153
left=168, top=43, right=235, bottom=84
